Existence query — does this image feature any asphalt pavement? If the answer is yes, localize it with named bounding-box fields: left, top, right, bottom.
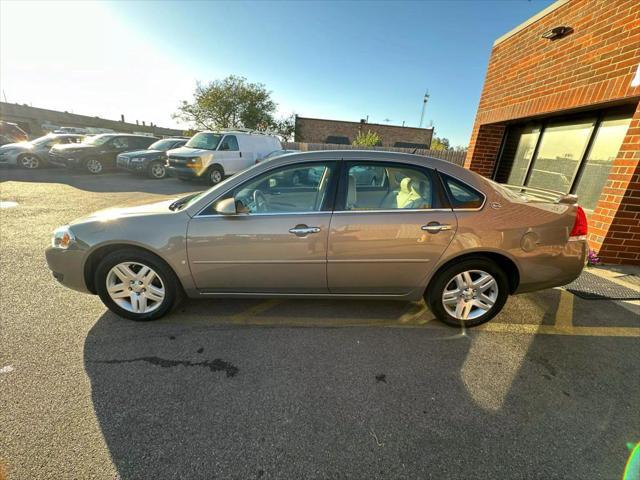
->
left=1, top=168, right=639, bottom=480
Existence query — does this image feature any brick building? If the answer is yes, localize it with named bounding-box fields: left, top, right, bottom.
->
left=295, top=116, right=434, bottom=149
left=465, top=0, right=640, bottom=264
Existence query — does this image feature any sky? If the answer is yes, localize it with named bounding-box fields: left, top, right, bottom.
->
left=0, top=0, right=556, bottom=147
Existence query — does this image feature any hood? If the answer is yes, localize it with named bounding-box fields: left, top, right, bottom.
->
left=70, top=198, right=180, bottom=227
left=167, top=146, right=213, bottom=157
left=0, top=142, right=30, bottom=152
left=119, top=149, right=163, bottom=158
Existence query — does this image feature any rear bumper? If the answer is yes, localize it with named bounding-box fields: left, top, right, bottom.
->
left=515, top=240, right=588, bottom=293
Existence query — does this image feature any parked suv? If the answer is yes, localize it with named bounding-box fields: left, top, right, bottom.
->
left=0, top=133, right=84, bottom=169
left=167, top=131, right=281, bottom=185
left=49, top=134, right=157, bottom=174
left=117, top=138, right=187, bottom=179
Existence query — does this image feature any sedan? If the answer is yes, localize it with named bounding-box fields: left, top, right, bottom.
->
left=117, top=138, right=188, bottom=179
left=45, top=151, right=587, bottom=327
left=0, top=133, right=84, bottom=169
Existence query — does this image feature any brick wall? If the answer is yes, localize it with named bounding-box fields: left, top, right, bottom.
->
left=465, top=0, right=640, bottom=264
left=295, top=116, right=434, bottom=148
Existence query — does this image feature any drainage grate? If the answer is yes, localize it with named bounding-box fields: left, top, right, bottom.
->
left=563, top=271, right=640, bottom=300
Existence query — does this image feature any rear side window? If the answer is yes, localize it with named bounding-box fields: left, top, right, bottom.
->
left=441, top=174, right=485, bottom=209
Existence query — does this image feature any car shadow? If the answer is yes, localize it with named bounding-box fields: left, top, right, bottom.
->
left=83, top=292, right=638, bottom=479
left=0, top=166, right=202, bottom=195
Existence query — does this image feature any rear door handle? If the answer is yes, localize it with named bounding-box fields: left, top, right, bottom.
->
left=421, top=222, right=452, bottom=233
left=289, top=225, right=321, bottom=237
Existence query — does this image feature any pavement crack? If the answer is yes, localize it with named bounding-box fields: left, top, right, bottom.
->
left=93, top=356, right=238, bottom=377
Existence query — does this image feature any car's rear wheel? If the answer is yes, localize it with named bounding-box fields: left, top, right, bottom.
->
left=85, top=158, right=104, bottom=174
left=95, top=249, right=182, bottom=321
left=148, top=161, right=166, bottom=179
left=426, top=258, right=508, bottom=328
left=18, top=153, right=41, bottom=169
left=208, top=166, right=224, bottom=185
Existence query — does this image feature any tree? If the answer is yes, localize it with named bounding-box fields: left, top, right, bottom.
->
left=273, top=114, right=296, bottom=142
left=173, top=76, right=277, bottom=130
left=430, top=136, right=451, bottom=151
left=352, top=130, right=382, bottom=147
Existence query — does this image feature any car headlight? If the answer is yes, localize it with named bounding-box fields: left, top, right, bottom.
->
left=187, top=157, right=202, bottom=168
left=51, top=226, right=76, bottom=249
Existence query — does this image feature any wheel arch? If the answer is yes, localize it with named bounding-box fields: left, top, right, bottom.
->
left=425, top=251, right=520, bottom=296
left=83, top=242, right=184, bottom=294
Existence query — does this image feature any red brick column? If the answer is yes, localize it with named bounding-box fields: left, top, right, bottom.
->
left=591, top=102, right=640, bottom=265
left=464, top=123, right=506, bottom=178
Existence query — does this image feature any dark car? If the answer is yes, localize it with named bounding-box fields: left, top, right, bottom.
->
left=117, top=138, right=187, bottom=179
left=49, top=134, right=158, bottom=174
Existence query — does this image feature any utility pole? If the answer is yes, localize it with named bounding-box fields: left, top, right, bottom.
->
left=419, top=90, right=429, bottom=128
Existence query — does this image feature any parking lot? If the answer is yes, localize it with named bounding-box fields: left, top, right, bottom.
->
left=1, top=167, right=639, bottom=479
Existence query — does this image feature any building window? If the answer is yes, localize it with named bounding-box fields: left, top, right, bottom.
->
left=495, top=106, right=633, bottom=212
left=325, top=135, right=350, bottom=145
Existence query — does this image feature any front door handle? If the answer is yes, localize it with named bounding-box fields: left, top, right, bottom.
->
left=289, top=224, right=321, bottom=237
left=421, top=222, right=452, bottom=233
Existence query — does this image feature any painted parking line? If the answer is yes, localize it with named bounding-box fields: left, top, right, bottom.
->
left=476, top=322, right=640, bottom=337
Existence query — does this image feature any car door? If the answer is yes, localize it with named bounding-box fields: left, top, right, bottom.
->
left=327, top=161, right=457, bottom=294
left=187, top=160, right=338, bottom=293
left=103, top=137, right=131, bottom=167
left=217, top=134, right=245, bottom=174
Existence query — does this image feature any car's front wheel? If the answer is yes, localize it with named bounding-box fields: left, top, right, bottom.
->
left=85, top=158, right=104, bottom=174
left=18, top=153, right=41, bottom=169
left=426, top=257, right=509, bottom=328
left=208, top=165, right=224, bottom=185
left=147, top=161, right=167, bottom=179
left=95, top=249, right=182, bottom=321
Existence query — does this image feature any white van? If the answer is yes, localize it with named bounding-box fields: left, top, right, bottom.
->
left=166, top=130, right=282, bottom=185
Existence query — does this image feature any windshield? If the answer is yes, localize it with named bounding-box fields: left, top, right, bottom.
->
left=180, top=163, right=258, bottom=211
left=185, top=132, right=222, bottom=151
left=82, top=134, right=112, bottom=146
left=149, top=139, right=180, bottom=151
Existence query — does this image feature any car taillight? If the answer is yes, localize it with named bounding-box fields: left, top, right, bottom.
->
left=569, top=205, right=588, bottom=240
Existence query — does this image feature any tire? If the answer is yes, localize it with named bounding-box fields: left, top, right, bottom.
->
left=85, top=158, right=104, bottom=174
left=94, top=248, right=183, bottom=321
left=147, top=161, right=167, bottom=179
left=208, top=165, right=224, bottom=185
left=426, top=257, right=509, bottom=328
left=18, top=153, right=41, bottom=169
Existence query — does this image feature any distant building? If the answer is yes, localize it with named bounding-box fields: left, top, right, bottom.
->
left=0, top=102, right=183, bottom=138
left=295, top=116, right=434, bottom=149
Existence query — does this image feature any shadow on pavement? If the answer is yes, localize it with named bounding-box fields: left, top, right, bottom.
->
left=83, top=292, right=639, bottom=479
left=0, top=166, right=201, bottom=195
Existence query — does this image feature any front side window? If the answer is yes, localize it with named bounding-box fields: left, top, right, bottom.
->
left=219, top=135, right=239, bottom=151
left=442, top=175, right=484, bottom=209
left=207, top=162, right=335, bottom=215
left=344, top=163, right=434, bottom=210
left=111, top=137, right=130, bottom=149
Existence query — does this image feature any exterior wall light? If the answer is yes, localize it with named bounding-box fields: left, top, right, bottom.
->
left=541, top=26, right=572, bottom=40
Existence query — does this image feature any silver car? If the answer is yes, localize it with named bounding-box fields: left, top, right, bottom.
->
left=0, top=133, right=84, bottom=169
left=45, top=151, right=588, bottom=327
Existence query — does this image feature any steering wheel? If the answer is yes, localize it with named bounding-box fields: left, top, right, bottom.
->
left=253, top=189, right=268, bottom=213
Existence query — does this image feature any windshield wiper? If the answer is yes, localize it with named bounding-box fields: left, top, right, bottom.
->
left=169, top=192, right=201, bottom=211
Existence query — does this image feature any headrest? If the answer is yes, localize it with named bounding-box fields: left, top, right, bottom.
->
left=400, top=177, right=413, bottom=193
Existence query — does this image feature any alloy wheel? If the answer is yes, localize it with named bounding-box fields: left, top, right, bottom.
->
left=20, top=155, right=40, bottom=169
left=86, top=159, right=103, bottom=174
left=442, top=269, right=498, bottom=321
left=105, top=262, right=165, bottom=314
left=150, top=163, right=166, bottom=179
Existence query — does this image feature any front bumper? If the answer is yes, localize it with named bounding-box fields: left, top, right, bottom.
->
left=166, top=165, right=201, bottom=179
left=48, top=156, right=81, bottom=168
left=45, top=245, right=91, bottom=294
left=0, top=151, right=20, bottom=165
left=117, top=158, right=147, bottom=173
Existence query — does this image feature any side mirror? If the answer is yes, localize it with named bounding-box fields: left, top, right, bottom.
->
left=215, top=197, right=237, bottom=215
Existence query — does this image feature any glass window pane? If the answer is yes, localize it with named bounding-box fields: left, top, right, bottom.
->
left=506, top=125, right=541, bottom=185
left=233, top=163, right=332, bottom=214
left=574, top=115, right=632, bottom=211
left=443, top=175, right=484, bottom=209
left=527, top=119, right=595, bottom=193
left=346, top=164, right=432, bottom=210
